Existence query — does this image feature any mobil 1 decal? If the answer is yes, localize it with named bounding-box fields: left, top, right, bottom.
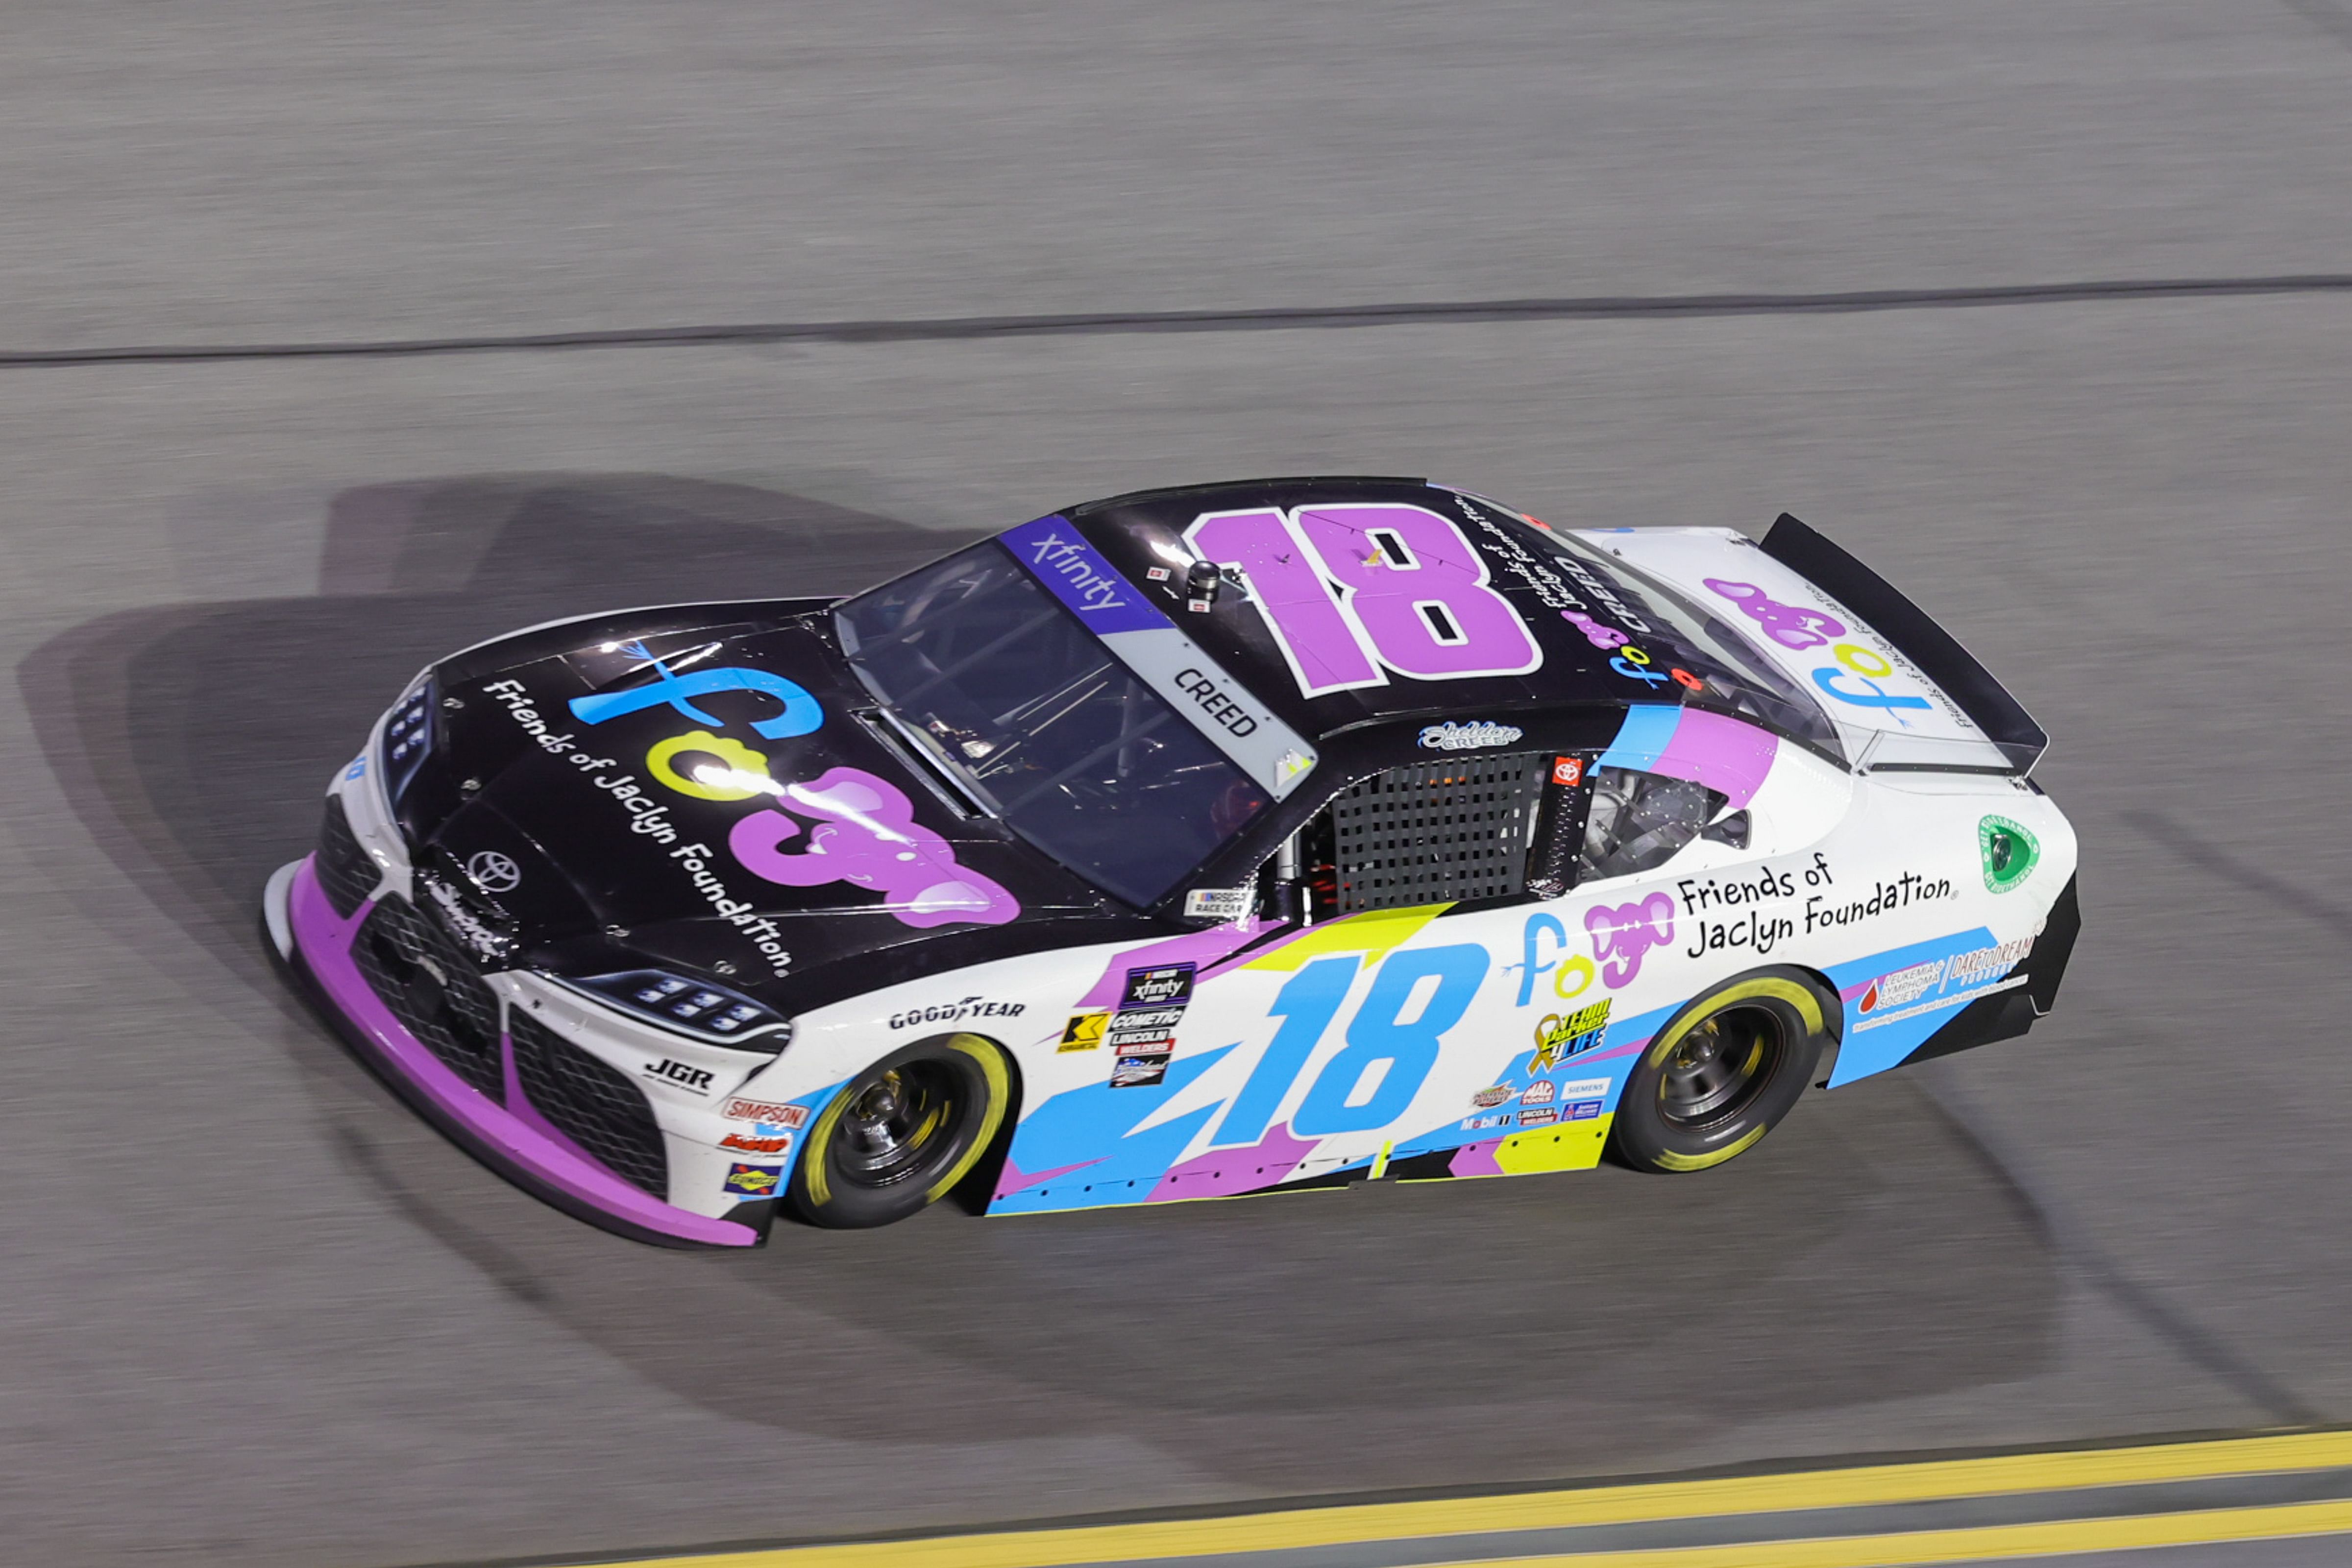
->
left=1184, top=504, right=1542, bottom=696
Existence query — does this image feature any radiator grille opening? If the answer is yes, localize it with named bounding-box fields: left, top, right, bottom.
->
left=350, top=894, right=506, bottom=1098
left=509, top=1012, right=670, bottom=1198
left=1332, top=753, right=1548, bottom=914
left=314, top=796, right=381, bottom=918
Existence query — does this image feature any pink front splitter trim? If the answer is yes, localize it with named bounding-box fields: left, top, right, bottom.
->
left=286, top=858, right=759, bottom=1248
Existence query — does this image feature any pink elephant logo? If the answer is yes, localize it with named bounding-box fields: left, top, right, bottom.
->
left=1586, top=893, right=1676, bottom=987
left=1703, top=579, right=1846, bottom=651
left=727, top=767, right=1020, bottom=928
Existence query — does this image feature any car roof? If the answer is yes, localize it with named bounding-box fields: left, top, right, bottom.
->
left=1052, top=476, right=1655, bottom=749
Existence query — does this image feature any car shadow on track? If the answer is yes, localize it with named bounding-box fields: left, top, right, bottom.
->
left=20, top=473, right=2061, bottom=1497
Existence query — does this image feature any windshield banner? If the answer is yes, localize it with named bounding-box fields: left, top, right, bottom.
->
left=1000, top=516, right=1318, bottom=798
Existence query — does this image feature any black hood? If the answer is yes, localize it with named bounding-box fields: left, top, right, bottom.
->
left=396, top=602, right=1146, bottom=1013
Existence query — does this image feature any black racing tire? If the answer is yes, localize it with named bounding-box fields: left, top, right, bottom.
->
left=1609, top=967, right=1831, bottom=1174
left=788, top=1033, right=1010, bottom=1229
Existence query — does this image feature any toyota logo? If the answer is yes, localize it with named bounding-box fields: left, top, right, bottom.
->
left=465, top=849, right=522, bottom=893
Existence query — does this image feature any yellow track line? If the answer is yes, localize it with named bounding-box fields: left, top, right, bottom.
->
left=589, top=1430, right=2352, bottom=1568
left=1437, top=1498, right=2352, bottom=1567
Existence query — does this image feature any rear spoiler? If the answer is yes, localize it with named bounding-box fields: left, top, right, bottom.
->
left=1761, top=514, right=2048, bottom=774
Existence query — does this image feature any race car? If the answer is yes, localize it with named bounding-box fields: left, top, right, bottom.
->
left=263, top=477, right=2079, bottom=1247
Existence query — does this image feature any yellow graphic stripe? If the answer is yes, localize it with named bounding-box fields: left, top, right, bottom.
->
left=579, top=1429, right=2352, bottom=1568
left=1439, top=1498, right=2352, bottom=1567
left=1493, top=1113, right=1611, bottom=1175
left=1242, top=903, right=1450, bottom=971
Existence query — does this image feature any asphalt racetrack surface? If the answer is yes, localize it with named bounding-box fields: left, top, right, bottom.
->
left=6, top=5, right=2352, bottom=1565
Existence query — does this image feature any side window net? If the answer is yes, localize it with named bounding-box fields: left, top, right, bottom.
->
left=1578, top=767, right=1728, bottom=882
left=1331, top=754, right=1549, bottom=914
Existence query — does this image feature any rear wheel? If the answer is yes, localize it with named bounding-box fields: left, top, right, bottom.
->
left=788, top=1033, right=1010, bottom=1228
left=1610, top=969, right=1830, bottom=1173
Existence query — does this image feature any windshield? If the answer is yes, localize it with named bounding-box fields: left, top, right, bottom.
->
left=834, top=544, right=1270, bottom=908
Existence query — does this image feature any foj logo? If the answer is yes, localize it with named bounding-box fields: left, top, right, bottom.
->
left=562, top=642, right=1018, bottom=929
left=1518, top=894, right=1676, bottom=1004
left=1704, top=581, right=1932, bottom=721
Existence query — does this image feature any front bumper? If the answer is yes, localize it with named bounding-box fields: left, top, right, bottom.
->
left=266, top=854, right=772, bottom=1250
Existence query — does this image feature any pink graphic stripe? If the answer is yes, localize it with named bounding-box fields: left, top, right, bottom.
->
left=1650, top=708, right=1779, bottom=809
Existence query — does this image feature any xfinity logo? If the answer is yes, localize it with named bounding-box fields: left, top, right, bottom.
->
left=644, top=1058, right=714, bottom=1092
left=1025, top=530, right=1130, bottom=613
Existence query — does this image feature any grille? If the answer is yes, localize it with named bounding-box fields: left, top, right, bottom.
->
left=314, top=796, right=381, bottom=918
left=509, top=1012, right=670, bottom=1197
left=1333, top=753, right=1548, bottom=913
left=349, top=894, right=506, bottom=1098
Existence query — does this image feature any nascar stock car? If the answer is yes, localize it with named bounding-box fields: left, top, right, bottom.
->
left=263, top=477, right=2078, bottom=1247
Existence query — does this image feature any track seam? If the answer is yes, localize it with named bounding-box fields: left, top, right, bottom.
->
left=8, top=274, right=2352, bottom=366
left=2280, top=0, right=2352, bottom=49
left=1924, top=1074, right=2325, bottom=1428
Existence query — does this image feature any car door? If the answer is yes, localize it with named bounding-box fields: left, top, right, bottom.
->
left=1180, top=750, right=1562, bottom=1182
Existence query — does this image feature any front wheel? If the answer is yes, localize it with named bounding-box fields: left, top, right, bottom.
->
left=788, top=1033, right=1011, bottom=1228
left=1609, top=969, right=1830, bottom=1174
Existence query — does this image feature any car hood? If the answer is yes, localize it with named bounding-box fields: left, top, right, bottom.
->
left=398, top=603, right=1130, bottom=1012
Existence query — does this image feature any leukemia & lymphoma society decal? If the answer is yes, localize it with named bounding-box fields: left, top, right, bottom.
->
left=1854, top=934, right=2035, bottom=1031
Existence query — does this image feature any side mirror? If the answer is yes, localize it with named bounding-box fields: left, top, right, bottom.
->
left=1701, top=809, right=1751, bottom=849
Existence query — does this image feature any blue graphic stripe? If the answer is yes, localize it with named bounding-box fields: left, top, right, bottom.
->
left=1597, top=703, right=1681, bottom=772
left=1824, top=926, right=1999, bottom=1086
